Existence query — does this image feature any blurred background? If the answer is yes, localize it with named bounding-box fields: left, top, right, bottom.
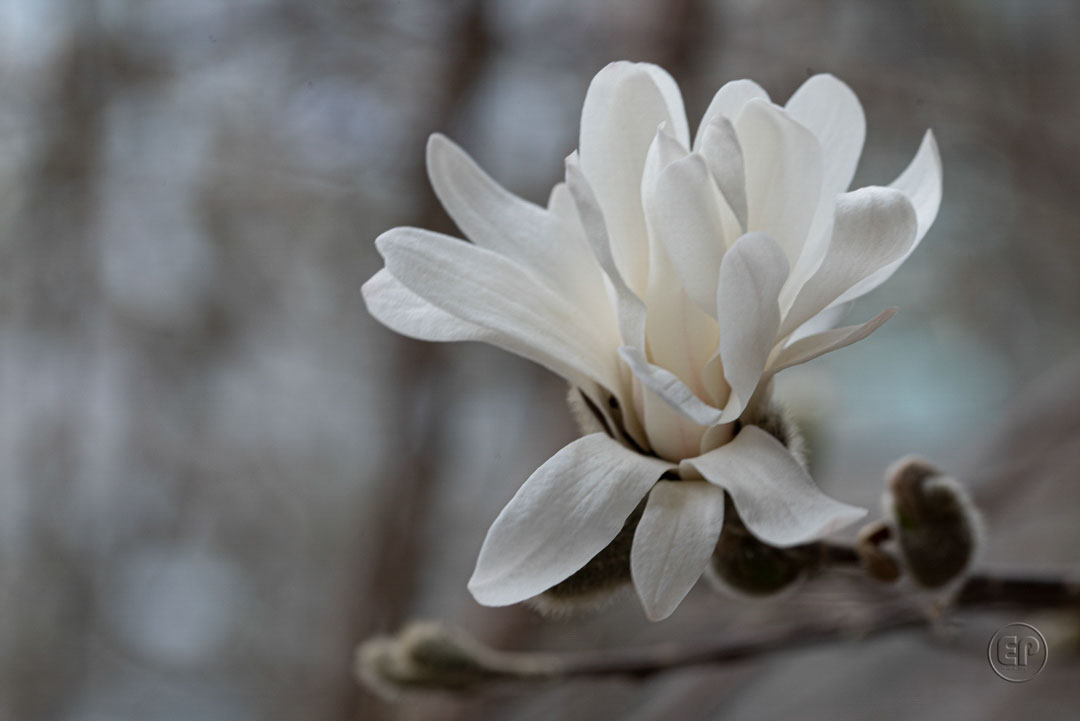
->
left=2, top=0, right=1079, bottom=719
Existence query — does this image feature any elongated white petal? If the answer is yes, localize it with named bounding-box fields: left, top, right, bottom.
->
left=785, top=301, right=852, bottom=347
left=713, top=233, right=789, bottom=422
left=631, top=480, right=726, bottom=620
left=365, top=264, right=620, bottom=438
left=780, top=76, right=865, bottom=293
left=376, top=227, right=620, bottom=393
left=426, top=133, right=548, bottom=261
left=426, top=134, right=607, bottom=313
left=681, top=426, right=866, bottom=547
left=779, top=187, right=916, bottom=339
left=698, top=116, right=748, bottom=231
left=640, top=64, right=690, bottom=148
left=468, top=434, right=674, bottom=606
left=844, top=131, right=944, bottom=300
left=770, top=307, right=896, bottom=373
left=785, top=74, right=866, bottom=199
left=650, top=153, right=740, bottom=316
left=694, top=79, right=769, bottom=150
left=362, top=268, right=491, bottom=342
left=641, top=130, right=719, bottom=405
left=619, top=345, right=723, bottom=427
left=891, top=130, right=942, bottom=243
left=736, top=99, right=824, bottom=270
left=579, top=62, right=685, bottom=293
left=641, top=124, right=688, bottom=202
left=565, top=153, right=647, bottom=351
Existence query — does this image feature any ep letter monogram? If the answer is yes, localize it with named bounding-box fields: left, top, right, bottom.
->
left=988, top=622, right=1048, bottom=682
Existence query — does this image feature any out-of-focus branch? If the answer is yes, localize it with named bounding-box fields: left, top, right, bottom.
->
left=356, top=560, right=1080, bottom=696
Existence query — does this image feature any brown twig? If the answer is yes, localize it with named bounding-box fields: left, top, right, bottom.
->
left=357, top=555, right=1080, bottom=696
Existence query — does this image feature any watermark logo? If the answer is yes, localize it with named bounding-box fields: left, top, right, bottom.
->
left=988, top=622, right=1048, bottom=682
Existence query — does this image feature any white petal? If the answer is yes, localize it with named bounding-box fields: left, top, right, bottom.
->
left=785, top=301, right=852, bottom=347
left=376, top=227, right=620, bottom=394
left=641, top=124, right=688, bottom=202
left=780, top=76, right=866, bottom=294
left=779, top=186, right=916, bottom=339
left=619, top=345, right=723, bottom=427
left=641, top=384, right=708, bottom=462
left=631, top=480, right=726, bottom=620
left=565, top=153, right=647, bottom=352
left=680, top=426, right=866, bottom=547
left=698, top=116, right=748, bottom=231
left=845, top=130, right=943, bottom=299
left=635, top=130, right=721, bottom=405
left=468, top=434, right=674, bottom=606
left=649, top=152, right=740, bottom=316
left=579, top=62, right=686, bottom=293
left=694, top=79, right=770, bottom=151
left=362, top=268, right=491, bottom=343
left=713, top=233, right=789, bottom=422
left=891, top=130, right=942, bottom=243
left=785, top=74, right=866, bottom=198
left=426, top=134, right=610, bottom=316
left=640, top=64, right=691, bottom=148
left=736, top=98, right=824, bottom=271
left=426, top=133, right=548, bottom=260
left=769, top=307, right=896, bottom=374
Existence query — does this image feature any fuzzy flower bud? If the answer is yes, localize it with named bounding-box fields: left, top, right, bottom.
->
left=356, top=622, right=555, bottom=698
left=706, top=494, right=815, bottom=597
left=885, top=456, right=983, bottom=589
left=528, top=500, right=644, bottom=616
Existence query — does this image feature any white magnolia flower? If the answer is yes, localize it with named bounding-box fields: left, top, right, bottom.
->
left=363, top=62, right=942, bottom=620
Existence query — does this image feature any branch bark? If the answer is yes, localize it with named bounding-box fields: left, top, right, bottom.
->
left=357, top=558, right=1080, bottom=696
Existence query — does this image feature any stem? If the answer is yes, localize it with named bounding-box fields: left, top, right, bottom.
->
left=505, top=566, right=1080, bottom=682
left=358, top=557, right=1080, bottom=695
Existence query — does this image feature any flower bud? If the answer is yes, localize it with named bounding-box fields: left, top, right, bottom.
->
left=528, top=500, right=644, bottom=616
left=854, top=519, right=902, bottom=583
left=745, top=397, right=807, bottom=468
left=706, top=495, right=813, bottom=597
left=885, top=456, right=983, bottom=589
left=355, top=622, right=555, bottom=697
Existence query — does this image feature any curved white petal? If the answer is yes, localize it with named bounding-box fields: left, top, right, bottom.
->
left=891, top=130, right=942, bottom=243
left=785, top=74, right=866, bottom=199
left=426, top=134, right=608, bottom=315
left=769, top=307, right=896, bottom=374
left=565, top=153, right=648, bottom=352
left=641, top=123, right=688, bottom=202
left=640, top=64, right=690, bottom=148
left=649, top=153, right=740, bottom=316
left=426, top=133, right=547, bottom=260
left=468, top=434, right=674, bottom=606
left=736, top=98, right=824, bottom=271
left=631, top=480, right=726, bottom=620
left=694, top=79, right=770, bottom=150
left=639, top=127, right=720, bottom=413
left=698, top=116, right=748, bottom=231
left=785, top=301, right=852, bottom=347
left=579, top=62, right=686, bottom=293
left=779, top=186, right=916, bottom=339
left=713, top=233, right=789, bottom=422
left=845, top=130, right=943, bottom=299
left=363, top=268, right=491, bottom=342
left=680, top=426, right=866, bottom=547
left=619, top=345, right=723, bottom=427
left=376, top=227, right=620, bottom=394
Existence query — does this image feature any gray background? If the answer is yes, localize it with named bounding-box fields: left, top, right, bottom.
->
left=2, top=0, right=1079, bottom=719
